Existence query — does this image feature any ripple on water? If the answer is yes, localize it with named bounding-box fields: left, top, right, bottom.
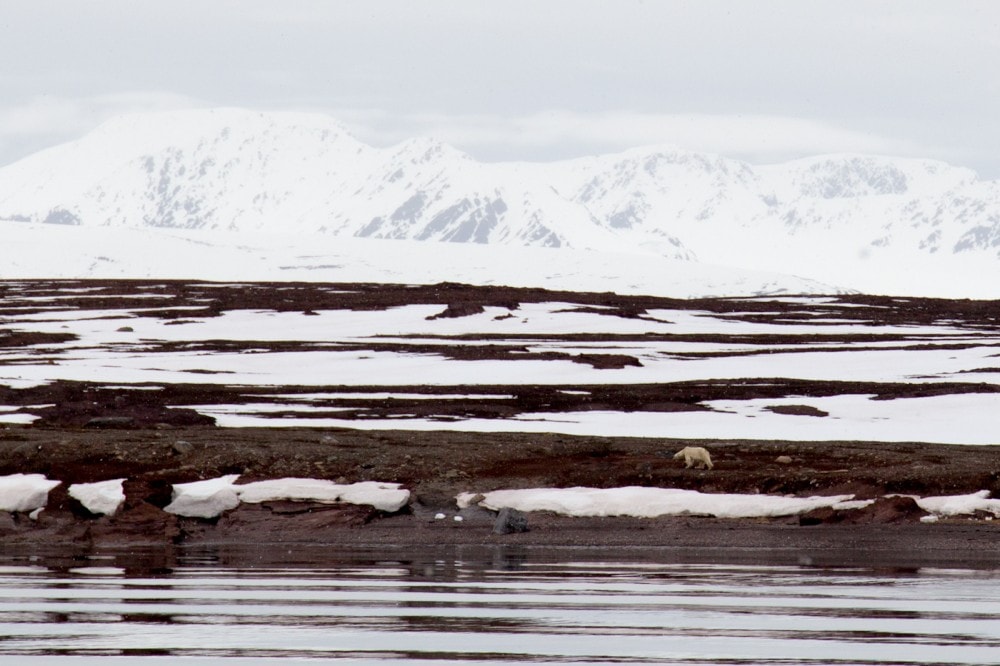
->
left=0, top=549, right=999, bottom=664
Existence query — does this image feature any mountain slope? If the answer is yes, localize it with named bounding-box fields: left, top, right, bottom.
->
left=0, top=109, right=650, bottom=256
left=1, top=108, right=998, bottom=296
left=0, top=225, right=839, bottom=298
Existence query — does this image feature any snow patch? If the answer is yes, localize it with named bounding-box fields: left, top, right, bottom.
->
left=460, top=487, right=1000, bottom=520
left=235, top=478, right=410, bottom=512
left=163, top=474, right=241, bottom=519
left=68, top=479, right=126, bottom=516
left=915, top=490, right=1000, bottom=517
left=0, top=474, right=61, bottom=513
left=458, top=486, right=857, bottom=519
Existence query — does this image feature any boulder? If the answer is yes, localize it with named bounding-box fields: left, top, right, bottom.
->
left=493, top=507, right=530, bottom=534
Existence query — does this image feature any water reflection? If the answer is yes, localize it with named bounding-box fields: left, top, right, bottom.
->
left=1, top=546, right=999, bottom=664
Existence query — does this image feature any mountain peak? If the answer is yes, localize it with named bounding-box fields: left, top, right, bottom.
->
left=0, top=107, right=998, bottom=297
left=388, top=135, right=471, bottom=165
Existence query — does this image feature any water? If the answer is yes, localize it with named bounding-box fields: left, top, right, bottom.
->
left=1, top=546, right=999, bottom=665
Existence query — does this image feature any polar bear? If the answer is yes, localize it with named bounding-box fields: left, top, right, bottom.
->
left=673, top=446, right=713, bottom=470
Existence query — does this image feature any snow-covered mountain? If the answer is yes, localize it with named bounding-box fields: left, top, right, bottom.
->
left=0, top=109, right=644, bottom=255
left=1, top=108, right=998, bottom=296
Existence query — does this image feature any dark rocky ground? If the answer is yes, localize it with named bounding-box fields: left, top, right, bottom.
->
left=2, top=424, right=1000, bottom=567
left=2, top=280, right=1000, bottom=566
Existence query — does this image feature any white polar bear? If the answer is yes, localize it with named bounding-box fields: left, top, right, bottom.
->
left=673, top=446, right=713, bottom=470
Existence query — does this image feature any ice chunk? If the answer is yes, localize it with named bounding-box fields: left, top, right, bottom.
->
left=68, top=479, right=126, bottom=516
left=235, top=478, right=409, bottom=512
left=0, top=473, right=61, bottom=513
left=916, top=490, right=1000, bottom=517
left=337, top=481, right=409, bottom=513
left=164, top=475, right=240, bottom=518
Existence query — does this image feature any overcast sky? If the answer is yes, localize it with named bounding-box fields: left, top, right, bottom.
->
left=2, top=1, right=999, bottom=176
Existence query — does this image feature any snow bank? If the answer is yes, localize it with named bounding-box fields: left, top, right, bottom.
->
left=235, top=478, right=410, bottom=512
left=459, top=486, right=1000, bottom=520
left=163, top=475, right=241, bottom=518
left=68, top=479, right=126, bottom=516
left=9, top=470, right=1000, bottom=523
left=915, top=490, right=1000, bottom=517
left=161, top=475, right=412, bottom=518
left=0, top=474, right=61, bottom=513
left=459, top=486, right=857, bottom=519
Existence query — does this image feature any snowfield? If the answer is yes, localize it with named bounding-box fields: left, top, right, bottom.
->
left=0, top=224, right=838, bottom=298
left=1, top=281, right=998, bottom=445
left=2, top=109, right=1000, bottom=297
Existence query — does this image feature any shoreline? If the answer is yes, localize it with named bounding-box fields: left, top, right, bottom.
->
left=4, top=513, right=1000, bottom=570
left=2, top=424, right=1000, bottom=568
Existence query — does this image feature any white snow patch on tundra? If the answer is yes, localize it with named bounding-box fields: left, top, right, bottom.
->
left=458, top=486, right=858, bottom=519
left=235, top=478, right=410, bottom=513
left=68, top=479, right=126, bottom=516
left=163, top=474, right=241, bottom=519
left=915, top=490, right=1000, bottom=517
left=0, top=474, right=61, bottom=513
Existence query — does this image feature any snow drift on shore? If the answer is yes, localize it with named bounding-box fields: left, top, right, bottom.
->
left=67, top=479, right=126, bottom=516
left=4, top=473, right=1000, bottom=522
left=235, top=478, right=410, bottom=513
left=163, top=476, right=411, bottom=518
left=458, top=486, right=1000, bottom=520
left=0, top=474, right=61, bottom=513
left=457, top=486, right=860, bottom=519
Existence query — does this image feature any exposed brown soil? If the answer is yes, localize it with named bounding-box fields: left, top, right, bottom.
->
left=3, top=424, right=1000, bottom=562
left=2, top=280, right=999, bottom=428
left=2, top=280, right=1000, bottom=565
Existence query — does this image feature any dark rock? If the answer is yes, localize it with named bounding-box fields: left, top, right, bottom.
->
left=12, top=442, right=42, bottom=457
left=493, top=507, right=530, bottom=534
left=426, top=303, right=486, bottom=320
left=574, top=354, right=643, bottom=369
left=799, top=507, right=843, bottom=526
left=206, top=502, right=377, bottom=540
left=116, top=326, right=134, bottom=333
left=800, top=496, right=928, bottom=526
left=0, top=512, right=16, bottom=532
left=765, top=404, right=830, bottom=417
left=172, top=440, right=194, bottom=456
left=85, top=416, right=136, bottom=429
left=37, top=403, right=215, bottom=429
left=89, top=501, right=181, bottom=546
left=864, top=495, right=928, bottom=523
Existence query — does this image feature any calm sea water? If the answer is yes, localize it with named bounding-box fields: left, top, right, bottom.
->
left=1, top=546, right=998, bottom=665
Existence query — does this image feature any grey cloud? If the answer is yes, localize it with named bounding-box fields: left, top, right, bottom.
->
left=0, top=1, right=998, bottom=176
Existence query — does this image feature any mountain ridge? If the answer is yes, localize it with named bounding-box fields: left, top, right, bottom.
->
left=1, top=108, right=998, bottom=296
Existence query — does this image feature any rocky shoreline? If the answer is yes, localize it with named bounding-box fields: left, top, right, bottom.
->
left=3, top=424, right=1000, bottom=567
left=2, top=280, right=1000, bottom=568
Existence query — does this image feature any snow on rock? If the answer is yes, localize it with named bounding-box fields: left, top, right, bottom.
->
left=235, top=478, right=410, bottom=512
left=335, top=481, right=410, bottom=512
left=459, top=486, right=1000, bottom=520
left=68, top=479, right=126, bottom=516
left=458, top=486, right=857, bottom=519
left=235, top=478, right=342, bottom=504
left=0, top=474, right=61, bottom=513
left=164, top=474, right=240, bottom=519
left=915, top=490, right=1000, bottom=517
